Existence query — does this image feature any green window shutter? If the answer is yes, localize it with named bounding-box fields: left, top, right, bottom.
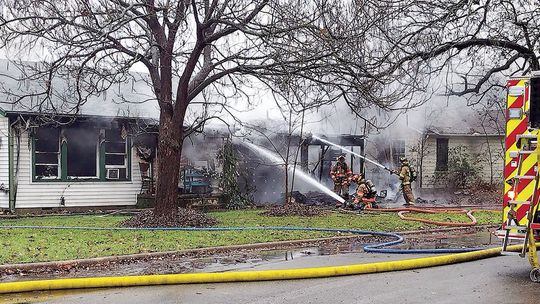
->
left=127, top=136, right=132, bottom=181
left=99, top=134, right=106, bottom=181
left=60, top=139, right=67, bottom=180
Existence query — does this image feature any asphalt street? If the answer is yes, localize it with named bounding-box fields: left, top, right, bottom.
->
left=4, top=252, right=540, bottom=304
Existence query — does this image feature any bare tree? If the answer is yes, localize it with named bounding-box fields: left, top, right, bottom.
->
left=0, top=0, right=362, bottom=218
left=368, top=0, right=540, bottom=101
left=0, top=0, right=443, bottom=219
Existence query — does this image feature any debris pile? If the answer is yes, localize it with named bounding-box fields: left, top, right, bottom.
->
left=121, top=208, right=219, bottom=228
left=289, top=191, right=338, bottom=206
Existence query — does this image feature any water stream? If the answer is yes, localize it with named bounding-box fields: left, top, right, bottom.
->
left=312, top=135, right=392, bottom=172
left=241, top=141, right=345, bottom=203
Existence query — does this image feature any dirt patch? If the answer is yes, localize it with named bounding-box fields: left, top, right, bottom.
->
left=261, top=203, right=329, bottom=217
left=120, top=208, right=219, bottom=228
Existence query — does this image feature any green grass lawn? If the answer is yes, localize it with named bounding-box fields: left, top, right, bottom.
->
left=0, top=210, right=501, bottom=264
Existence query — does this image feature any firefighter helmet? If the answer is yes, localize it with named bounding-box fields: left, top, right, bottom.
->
left=337, top=154, right=346, bottom=161
left=399, top=156, right=408, bottom=163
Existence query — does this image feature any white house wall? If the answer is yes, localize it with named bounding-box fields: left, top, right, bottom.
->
left=13, top=129, right=142, bottom=208
left=0, top=116, right=9, bottom=208
left=419, top=136, right=504, bottom=188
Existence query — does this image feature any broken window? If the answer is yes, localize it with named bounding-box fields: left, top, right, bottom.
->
left=104, top=128, right=128, bottom=180
left=436, top=138, right=449, bottom=171
left=33, top=122, right=131, bottom=182
left=65, top=127, right=98, bottom=178
left=34, top=127, right=60, bottom=179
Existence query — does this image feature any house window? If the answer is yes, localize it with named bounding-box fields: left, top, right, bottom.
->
left=32, top=125, right=131, bottom=182
left=436, top=138, right=449, bottom=171
left=65, top=127, right=99, bottom=178
left=104, top=129, right=128, bottom=180
left=34, top=127, right=60, bottom=179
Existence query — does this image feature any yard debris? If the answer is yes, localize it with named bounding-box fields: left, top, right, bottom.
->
left=449, top=184, right=501, bottom=207
left=120, top=208, right=219, bottom=228
left=289, top=191, right=338, bottom=206
left=261, top=203, right=328, bottom=217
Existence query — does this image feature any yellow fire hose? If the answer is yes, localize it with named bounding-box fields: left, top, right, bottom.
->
left=0, top=243, right=535, bottom=294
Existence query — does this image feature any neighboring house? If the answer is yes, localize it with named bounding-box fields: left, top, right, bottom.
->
left=414, top=126, right=504, bottom=188
left=367, top=110, right=505, bottom=190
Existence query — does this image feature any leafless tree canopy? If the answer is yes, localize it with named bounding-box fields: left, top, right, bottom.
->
left=366, top=0, right=540, bottom=102
left=2, top=0, right=530, bottom=215
left=0, top=0, right=434, bottom=122
left=0, top=0, right=424, bottom=215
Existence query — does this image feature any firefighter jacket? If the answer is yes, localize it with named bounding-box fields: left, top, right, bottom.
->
left=399, top=164, right=411, bottom=186
left=330, top=161, right=352, bottom=181
left=355, top=181, right=369, bottom=199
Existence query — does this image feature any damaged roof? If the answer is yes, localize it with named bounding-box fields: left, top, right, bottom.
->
left=0, top=59, right=160, bottom=119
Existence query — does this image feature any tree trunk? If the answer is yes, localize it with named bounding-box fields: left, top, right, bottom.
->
left=154, top=110, right=183, bottom=219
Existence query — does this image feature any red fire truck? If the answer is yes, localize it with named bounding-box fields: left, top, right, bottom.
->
left=498, top=76, right=540, bottom=282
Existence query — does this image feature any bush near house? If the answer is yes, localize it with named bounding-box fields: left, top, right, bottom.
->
left=435, top=146, right=482, bottom=189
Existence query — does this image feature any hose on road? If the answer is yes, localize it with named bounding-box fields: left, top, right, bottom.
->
left=0, top=215, right=501, bottom=294
left=1, top=243, right=531, bottom=295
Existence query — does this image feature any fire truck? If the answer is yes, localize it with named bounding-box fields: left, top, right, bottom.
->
left=498, top=76, right=540, bottom=282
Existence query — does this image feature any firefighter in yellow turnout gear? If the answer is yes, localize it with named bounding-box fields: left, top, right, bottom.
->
left=330, top=154, right=352, bottom=201
left=397, top=157, right=416, bottom=206
left=350, top=173, right=377, bottom=209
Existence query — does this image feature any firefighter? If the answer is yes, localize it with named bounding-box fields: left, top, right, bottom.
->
left=396, top=156, right=416, bottom=206
left=330, top=154, right=352, bottom=202
left=350, top=173, right=377, bottom=209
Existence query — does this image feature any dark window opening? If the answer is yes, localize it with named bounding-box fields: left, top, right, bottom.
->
left=34, top=127, right=60, bottom=179
left=33, top=124, right=131, bottom=182
left=436, top=138, right=449, bottom=171
left=391, top=140, right=406, bottom=166
left=66, top=127, right=98, bottom=178
left=105, top=128, right=128, bottom=180
left=530, top=77, right=540, bottom=128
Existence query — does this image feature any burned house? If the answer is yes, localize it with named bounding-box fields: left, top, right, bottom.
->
left=0, top=59, right=228, bottom=211
left=0, top=111, right=160, bottom=211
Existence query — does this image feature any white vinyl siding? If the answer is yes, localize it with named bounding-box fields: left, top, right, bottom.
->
left=0, top=116, right=9, bottom=208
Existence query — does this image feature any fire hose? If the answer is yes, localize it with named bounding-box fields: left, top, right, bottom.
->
left=364, top=207, right=500, bottom=227
left=0, top=224, right=507, bottom=294
left=3, top=245, right=535, bottom=295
